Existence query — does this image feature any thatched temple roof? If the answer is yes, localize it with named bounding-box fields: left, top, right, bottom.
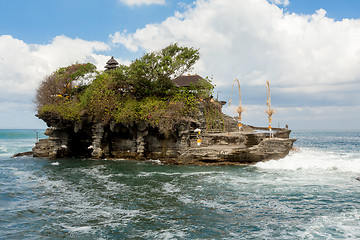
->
left=172, top=74, right=205, bottom=87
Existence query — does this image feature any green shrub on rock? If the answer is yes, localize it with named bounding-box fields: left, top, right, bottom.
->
left=35, top=44, right=219, bottom=132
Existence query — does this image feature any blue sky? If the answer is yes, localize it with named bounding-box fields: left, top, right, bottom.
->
left=1, top=0, right=360, bottom=129
left=1, top=1, right=193, bottom=50
left=286, top=0, right=360, bottom=20
left=3, top=0, right=359, bottom=44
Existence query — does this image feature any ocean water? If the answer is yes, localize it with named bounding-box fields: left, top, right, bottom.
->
left=0, top=129, right=359, bottom=239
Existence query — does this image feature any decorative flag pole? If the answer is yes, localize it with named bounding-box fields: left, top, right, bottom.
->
left=229, top=79, right=245, bottom=130
left=265, top=80, right=275, bottom=134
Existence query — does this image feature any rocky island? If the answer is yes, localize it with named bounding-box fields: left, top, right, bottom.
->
left=28, top=44, right=295, bottom=165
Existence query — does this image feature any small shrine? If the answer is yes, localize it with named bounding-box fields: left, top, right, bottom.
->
left=104, top=56, right=119, bottom=71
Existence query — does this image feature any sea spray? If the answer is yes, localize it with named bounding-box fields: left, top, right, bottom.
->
left=256, top=148, right=360, bottom=173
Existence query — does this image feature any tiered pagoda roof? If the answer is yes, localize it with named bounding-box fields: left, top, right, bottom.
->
left=104, top=56, right=119, bottom=71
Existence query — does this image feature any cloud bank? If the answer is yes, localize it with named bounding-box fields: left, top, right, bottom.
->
left=2, top=0, right=360, bottom=129
left=0, top=35, right=117, bottom=128
left=110, top=0, right=360, bottom=128
left=0, top=35, right=110, bottom=95
left=111, top=0, right=360, bottom=102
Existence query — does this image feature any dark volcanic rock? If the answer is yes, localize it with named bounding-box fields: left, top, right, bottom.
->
left=31, top=113, right=296, bottom=164
left=12, top=151, right=33, bottom=158
left=178, top=131, right=296, bottom=164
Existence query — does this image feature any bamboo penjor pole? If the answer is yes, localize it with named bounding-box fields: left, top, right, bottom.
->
left=229, top=79, right=244, bottom=130
left=265, top=80, right=275, bottom=131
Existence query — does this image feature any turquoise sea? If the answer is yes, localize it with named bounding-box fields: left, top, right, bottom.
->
left=0, top=129, right=359, bottom=239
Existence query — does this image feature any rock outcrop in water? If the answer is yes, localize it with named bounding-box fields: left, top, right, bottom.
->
left=25, top=45, right=296, bottom=164
left=31, top=113, right=296, bottom=165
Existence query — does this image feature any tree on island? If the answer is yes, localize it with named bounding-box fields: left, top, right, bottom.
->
left=35, top=43, right=221, bottom=133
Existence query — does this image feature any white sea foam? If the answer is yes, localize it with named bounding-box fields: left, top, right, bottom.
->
left=141, top=228, right=187, bottom=240
left=178, top=195, right=194, bottom=205
left=61, top=224, right=93, bottom=233
left=298, top=209, right=360, bottom=239
left=0, top=145, right=6, bottom=153
left=198, top=199, right=235, bottom=212
left=155, top=230, right=187, bottom=240
left=79, top=165, right=131, bottom=194
left=137, top=171, right=221, bottom=178
left=0, top=139, right=34, bottom=157
left=255, top=148, right=360, bottom=173
left=69, top=226, right=93, bottom=233
left=162, top=182, right=181, bottom=194
left=51, top=162, right=60, bottom=166
left=0, top=145, right=12, bottom=157
left=137, top=172, right=179, bottom=177
left=147, top=159, right=162, bottom=164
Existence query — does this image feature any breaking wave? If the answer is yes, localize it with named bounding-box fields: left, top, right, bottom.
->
left=256, top=148, right=360, bottom=173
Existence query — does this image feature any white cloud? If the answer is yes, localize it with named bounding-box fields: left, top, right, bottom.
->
left=0, top=35, right=113, bottom=96
left=0, top=34, right=135, bottom=100
left=110, top=0, right=360, bottom=109
left=268, top=0, right=289, bottom=6
left=222, top=103, right=360, bottom=130
left=0, top=35, right=127, bottom=128
left=0, top=35, right=133, bottom=128
left=118, top=0, right=166, bottom=7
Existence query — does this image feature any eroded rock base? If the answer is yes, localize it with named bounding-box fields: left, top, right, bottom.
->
left=31, top=119, right=296, bottom=165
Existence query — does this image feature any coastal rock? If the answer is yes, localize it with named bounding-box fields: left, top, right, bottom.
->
left=178, top=131, right=295, bottom=164
left=11, top=151, right=33, bottom=158
left=31, top=113, right=296, bottom=164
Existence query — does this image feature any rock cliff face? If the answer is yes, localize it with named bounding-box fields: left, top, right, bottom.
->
left=33, top=116, right=193, bottom=160
left=177, top=129, right=295, bottom=164
left=32, top=114, right=296, bottom=165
